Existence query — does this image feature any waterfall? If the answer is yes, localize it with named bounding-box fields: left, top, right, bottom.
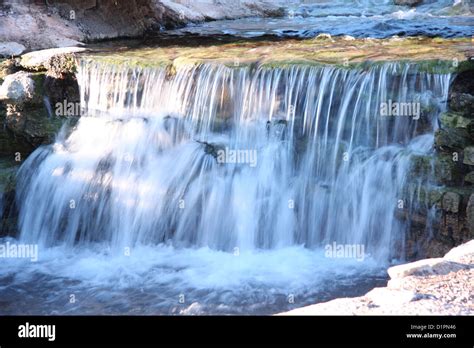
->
left=16, top=60, right=451, bottom=263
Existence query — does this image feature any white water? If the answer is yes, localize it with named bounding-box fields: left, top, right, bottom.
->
left=173, top=0, right=473, bottom=38
left=2, top=61, right=451, bottom=314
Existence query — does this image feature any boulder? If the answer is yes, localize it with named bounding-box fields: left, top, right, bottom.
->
left=0, top=42, right=26, bottom=58
left=20, top=47, right=86, bottom=71
left=0, top=71, right=37, bottom=104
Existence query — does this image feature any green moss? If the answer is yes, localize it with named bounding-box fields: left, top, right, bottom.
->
left=439, top=112, right=473, bottom=129
left=30, top=72, right=46, bottom=98
left=78, top=37, right=472, bottom=72
left=0, top=162, right=18, bottom=194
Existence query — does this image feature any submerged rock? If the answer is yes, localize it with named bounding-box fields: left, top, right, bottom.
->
left=394, top=0, right=423, bottom=6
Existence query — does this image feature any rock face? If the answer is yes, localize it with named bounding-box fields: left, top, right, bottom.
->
left=279, top=240, right=473, bottom=315
left=399, top=65, right=474, bottom=261
left=0, top=0, right=286, bottom=51
left=0, top=50, right=80, bottom=146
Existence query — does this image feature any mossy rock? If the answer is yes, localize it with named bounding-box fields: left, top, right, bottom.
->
left=449, top=93, right=474, bottom=118
left=434, top=127, right=472, bottom=152
left=433, top=153, right=466, bottom=184
left=439, top=112, right=472, bottom=129
left=465, top=171, right=474, bottom=184
left=0, top=164, right=18, bottom=195
left=78, top=36, right=472, bottom=73
left=5, top=106, right=66, bottom=147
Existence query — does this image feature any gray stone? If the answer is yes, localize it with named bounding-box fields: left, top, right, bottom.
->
left=467, top=194, right=474, bottom=234
left=463, top=146, right=474, bottom=166
left=0, top=71, right=35, bottom=104
left=449, top=93, right=474, bottom=118
left=387, top=258, right=466, bottom=279
left=435, top=128, right=471, bottom=151
left=0, top=42, right=26, bottom=57
left=465, top=172, right=474, bottom=184
left=442, top=191, right=461, bottom=213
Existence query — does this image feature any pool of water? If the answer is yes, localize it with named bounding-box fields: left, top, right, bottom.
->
left=0, top=240, right=387, bottom=315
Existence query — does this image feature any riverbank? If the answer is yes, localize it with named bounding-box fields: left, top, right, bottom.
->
left=279, top=240, right=473, bottom=315
left=0, top=0, right=286, bottom=53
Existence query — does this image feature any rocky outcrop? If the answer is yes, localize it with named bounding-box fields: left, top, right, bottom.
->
left=0, top=0, right=286, bottom=52
left=0, top=48, right=81, bottom=146
left=279, top=240, right=473, bottom=315
left=398, top=65, right=474, bottom=260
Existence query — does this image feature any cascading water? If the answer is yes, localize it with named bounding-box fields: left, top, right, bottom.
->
left=5, top=60, right=452, bottom=314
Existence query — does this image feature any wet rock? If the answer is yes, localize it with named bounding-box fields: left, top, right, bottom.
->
left=4, top=105, right=64, bottom=147
left=439, top=112, right=473, bottom=131
left=434, top=127, right=471, bottom=152
left=463, top=146, right=474, bottom=166
left=0, top=42, right=26, bottom=58
left=465, top=171, right=474, bottom=184
left=432, top=154, right=464, bottom=184
left=196, top=140, right=225, bottom=160
left=442, top=192, right=461, bottom=213
left=394, top=0, right=423, bottom=6
left=449, top=93, right=474, bottom=118
left=467, top=194, right=474, bottom=234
